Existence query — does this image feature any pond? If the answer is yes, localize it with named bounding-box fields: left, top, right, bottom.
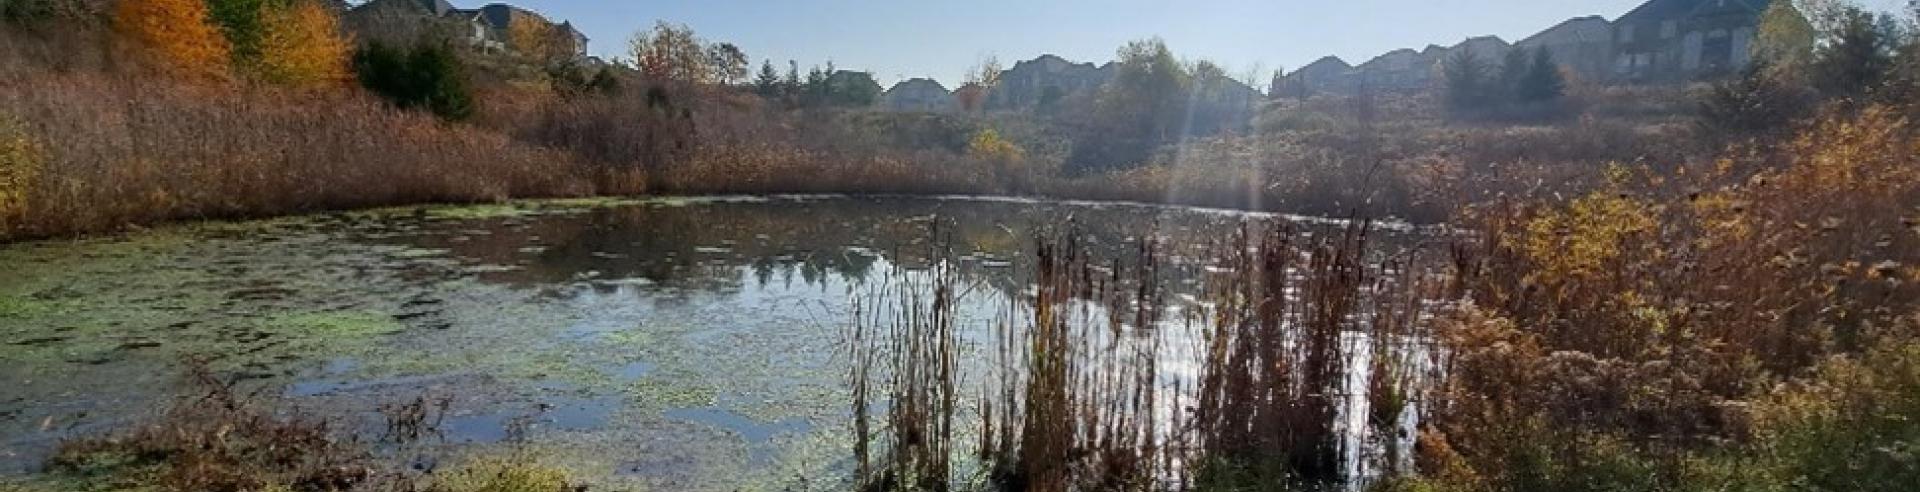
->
left=0, top=196, right=1429, bottom=490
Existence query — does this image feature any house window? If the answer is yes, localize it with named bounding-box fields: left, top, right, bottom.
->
left=1661, top=20, right=1677, bottom=39
left=1620, top=24, right=1636, bottom=43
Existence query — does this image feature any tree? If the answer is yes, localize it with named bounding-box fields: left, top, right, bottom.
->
left=1811, top=6, right=1894, bottom=101
left=1066, top=37, right=1192, bottom=171
left=628, top=21, right=709, bottom=83
left=205, top=0, right=269, bottom=62
left=1107, top=38, right=1190, bottom=142
left=508, top=17, right=564, bottom=66
left=753, top=60, right=781, bottom=97
left=1441, top=49, right=1491, bottom=114
left=1756, top=0, right=1817, bottom=70
left=706, top=42, right=749, bottom=85
left=1497, top=48, right=1530, bottom=97
left=353, top=42, right=473, bottom=121
left=1698, top=59, right=1815, bottom=136
left=113, top=0, right=233, bottom=79
left=255, top=0, right=352, bottom=88
left=1516, top=47, right=1566, bottom=104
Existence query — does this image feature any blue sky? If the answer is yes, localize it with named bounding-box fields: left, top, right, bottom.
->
left=494, top=0, right=1907, bottom=88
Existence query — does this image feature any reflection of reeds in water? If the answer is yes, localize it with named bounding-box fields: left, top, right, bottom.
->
left=981, top=231, right=1166, bottom=491
left=850, top=222, right=962, bottom=491
left=850, top=217, right=1438, bottom=491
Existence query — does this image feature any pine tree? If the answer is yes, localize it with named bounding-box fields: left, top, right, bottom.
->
left=354, top=42, right=473, bottom=121
left=1441, top=49, right=1490, bottom=114
left=113, top=0, right=233, bottom=79
left=204, top=0, right=269, bottom=62
left=1811, top=7, right=1893, bottom=101
left=753, top=60, right=780, bottom=97
left=1517, top=47, right=1566, bottom=104
left=256, top=0, right=352, bottom=88
left=1497, top=48, right=1529, bottom=97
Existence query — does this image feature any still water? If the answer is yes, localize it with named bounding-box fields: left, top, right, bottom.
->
left=0, top=196, right=1416, bottom=489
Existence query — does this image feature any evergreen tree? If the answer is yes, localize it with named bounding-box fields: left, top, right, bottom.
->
left=353, top=42, right=473, bottom=121
left=1441, top=49, right=1490, bottom=114
left=204, top=0, right=269, bottom=62
left=1811, top=7, right=1894, bottom=101
left=1497, top=47, right=1529, bottom=97
left=1517, top=47, right=1566, bottom=104
left=753, top=60, right=781, bottom=97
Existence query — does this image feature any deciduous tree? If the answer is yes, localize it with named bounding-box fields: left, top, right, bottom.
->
left=628, top=21, right=708, bottom=83
left=256, top=0, right=351, bottom=88
left=706, top=42, right=748, bottom=85
left=509, top=17, right=564, bottom=66
left=113, top=0, right=233, bottom=79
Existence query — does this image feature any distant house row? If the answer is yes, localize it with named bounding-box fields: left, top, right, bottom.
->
left=345, top=0, right=588, bottom=59
left=882, top=0, right=1784, bottom=114
left=880, top=54, right=1255, bottom=115
left=1279, top=0, right=1785, bottom=96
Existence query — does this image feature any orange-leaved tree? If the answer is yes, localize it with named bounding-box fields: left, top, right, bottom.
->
left=112, top=0, right=233, bottom=80
left=255, top=0, right=351, bottom=88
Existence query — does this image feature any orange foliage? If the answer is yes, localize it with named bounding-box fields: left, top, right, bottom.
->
left=256, top=0, right=351, bottom=88
left=112, top=0, right=232, bottom=80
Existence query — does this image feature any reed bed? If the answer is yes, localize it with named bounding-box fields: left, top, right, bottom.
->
left=847, top=217, right=1445, bottom=491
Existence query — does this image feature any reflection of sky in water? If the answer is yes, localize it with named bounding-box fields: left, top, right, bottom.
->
left=0, top=196, right=1422, bottom=486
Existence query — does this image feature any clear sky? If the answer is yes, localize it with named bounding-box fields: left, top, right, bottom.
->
left=491, top=0, right=1908, bottom=89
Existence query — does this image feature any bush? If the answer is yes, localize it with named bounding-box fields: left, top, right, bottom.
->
left=0, top=114, right=42, bottom=230
left=354, top=41, right=474, bottom=121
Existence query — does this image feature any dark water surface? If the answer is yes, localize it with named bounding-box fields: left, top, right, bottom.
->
left=0, top=196, right=1410, bottom=489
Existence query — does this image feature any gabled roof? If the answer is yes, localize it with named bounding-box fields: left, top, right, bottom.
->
left=1300, top=55, right=1352, bottom=71
left=886, top=78, right=951, bottom=94
left=417, top=0, right=454, bottom=16
left=1618, top=0, right=1701, bottom=23
left=1516, top=15, right=1612, bottom=47
left=475, top=4, right=521, bottom=29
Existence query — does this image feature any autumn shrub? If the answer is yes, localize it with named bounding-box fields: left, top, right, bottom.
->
left=0, top=68, right=588, bottom=241
left=1419, top=106, right=1920, bottom=491
left=1738, top=331, right=1920, bottom=492
left=967, top=128, right=1037, bottom=193
left=0, top=114, right=42, bottom=231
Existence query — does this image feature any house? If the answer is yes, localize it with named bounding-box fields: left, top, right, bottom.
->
left=1354, top=48, right=1434, bottom=91
left=986, top=55, right=1116, bottom=110
left=1279, top=56, right=1357, bottom=97
left=1274, top=0, right=1783, bottom=96
left=1516, top=15, right=1614, bottom=82
left=1611, top=0, right=1773, bottom=81
left=882, top=78, right=955, bottom=112
left=345, top=0, right=587, bottom=59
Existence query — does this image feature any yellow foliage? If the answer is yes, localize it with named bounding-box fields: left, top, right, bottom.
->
left=113, top=0, right=232, bottom=80
left=508, top=17, right=561, bottom=65
left=255, top=0, right=352, bottom=88
left=1516, top=182, right=1655, bottom=283
left=430, top=458, right=573, bottom=492
left=967, top=128, right=1025, bottom=164
left=0, top=116, right=43, bottom=230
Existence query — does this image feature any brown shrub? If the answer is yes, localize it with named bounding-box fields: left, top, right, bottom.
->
left=0, top=69, right=589, bottom=241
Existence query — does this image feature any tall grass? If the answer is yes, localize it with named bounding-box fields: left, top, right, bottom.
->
left=849, top=218, right=1444, bottom=491
left=1413, top=106, right=1920, bottom=491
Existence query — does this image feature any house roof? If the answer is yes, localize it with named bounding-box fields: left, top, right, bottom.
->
left=1618, top=0, right=1702, bottom=23
left=417, top=0, right=454, bottom=16
left=1300, top=56, right=1352, bottom=71
left=1516, top=15, right=1612, bottom=46
left=886, top=78, right=951, bottom=95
